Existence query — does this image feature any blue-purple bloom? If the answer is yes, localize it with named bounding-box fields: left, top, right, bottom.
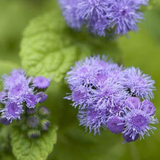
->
left=36, top=92, right=48, bottom=103
left=122, top=67, right=155, bottom=99
left=78, top=108, right=108, bottom=134
left=66, top=56, right=157, bottom=142
left=25, top=94, right=38, bottom=108
left=59, top=0, right=148, bottom=36
left=39, top=106, right=50, bottom=116
left=27, top=116, right=39, bottom=128
left=123, top=133, right=139, bottom=142
left=41, top=119, right=50, bottom=131
left=123, top=97, right=157, bottom=140
left=0, top=69, right=50, bottom=122
left=1, top=102, right=23, bottom=121
left=0, top=117, right=11, bottom=125
left=107, top=116, right=124, bottom=134
left=33, top=76, right=50, bottom=89
left=107, top=0, right=143, bottom=35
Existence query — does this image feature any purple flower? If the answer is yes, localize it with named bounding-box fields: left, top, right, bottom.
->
left=123, top=97, right=157, bottom=140
left=123, top=133, right=139, bottom=143
left=76, top=0, right=109, bottom=36
left=66, top=56, right=127, bottom=110
left=125, top=97, right=141, bottom=109
left=8, top=82, right=32, bottom=103
left=122, top=67, right=155, bottom=99
left=87, top=78, right=128, bottom=110
left=107, top=116, right=124, bottom=134
left=41, top=119, right=50, bottom=131
left=3, top=69, right=28, bottom=90
left=141, top=100, right=155, bottom=116
left=33, top=76, right=50, bottom=89
left=107, top=0, right=143, bottom=35
left=25, top=94, right=38, bottom=108
left=0, top=117, right=11, bottom=125
left=36, top=92, right=48, bottom=103
left=2, top=69, right=33, bottom=103
left=78, top=108, right=108, bottom=134
left=39, top=106, right=50, bottom=116
left=1, top=102, right=23, bottom=121
left=66, top=56, right=157, bottom=141
left=59, top=0, right=82, bottom=29
left=27, top=116, right=39, bottom=128
left=59, top=0, right=145, bottom=36
left=0, top=69, right=50, bottom=127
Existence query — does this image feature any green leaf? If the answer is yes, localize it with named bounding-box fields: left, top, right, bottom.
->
left=20, top=8, right=121, bottom=82
left=11, top=126, right=58, bottom=160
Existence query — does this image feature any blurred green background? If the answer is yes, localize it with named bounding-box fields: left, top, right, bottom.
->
left=0, top=0, right=160, bottom=160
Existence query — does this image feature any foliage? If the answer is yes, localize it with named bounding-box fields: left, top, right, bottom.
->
left=11, top=126, right=57, bottom=160
left=0, top=0, right=160, bottom=160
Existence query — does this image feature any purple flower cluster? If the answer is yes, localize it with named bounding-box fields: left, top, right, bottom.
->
left=0, top=69, right=50, bottom=123
left=58, top=0, right=149, bottom=36
left=66, top=56, right=157, bottom=142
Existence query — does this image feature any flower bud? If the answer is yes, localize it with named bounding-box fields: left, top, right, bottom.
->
left=28, top=129, right=41, bottom=138
left=39, top=106, right=49, bottom=117
left=27, top=116, right=39, bottom=128
left=41, top=119, right=50, bottom=131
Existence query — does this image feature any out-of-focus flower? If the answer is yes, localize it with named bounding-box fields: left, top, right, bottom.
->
left=59, top=0, right=148, bottom=36
left=33, top=76, right=50, bottom=89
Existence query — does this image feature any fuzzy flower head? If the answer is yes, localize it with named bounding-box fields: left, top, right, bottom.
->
left=66, top=56, right=157, bottom=141
left=78, top=108, right=108, bottom=134
left=59, top=0, right=146, bottom=36
left=59, top=0, right=83, bottom=29
left=0, top=69, right=50, bottom=124
left=66, top=56, right=127, bottom=111
left=107, top=0, right=143, bottom=35
left=122, top=67, right=155, bottom=99
left=107, top=115, right=124, bottom=134
left=3, top=69, right=28, bottom=90
left=87, top=78, right=128, bottom=111
left=1, top=102, right=23, bottom=121
left=123, top=97, right=157, bottom=140
left=33, top=76, right=50, bottom=89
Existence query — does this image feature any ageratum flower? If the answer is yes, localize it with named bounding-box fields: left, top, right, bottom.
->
left=59, top=0, right=147, bottom=36
left=107, top=0, right=143, bottom=35
left=66, top=56, right=127, bottom=110
left=0, top=69, right=50, bottom=122
left=27, top=116, right=39, bottom=128
left=107, top=115, right=124, bottom=134
left=33, top=76, right=50, bottom=89
left=58, top=0, right=82, bottom=29
left=1, top=102, right=23, bottom=121
left=123, top=97, right=157, bottom=141
left=3, top=69, right=33, bottom=103
left=66, top=56, right=157, bottom=142
left=122, top=67, right=155, bottom=99
left=36, top=92, right=48, bottom=103
left=78, top=108, right=108, bottom=134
